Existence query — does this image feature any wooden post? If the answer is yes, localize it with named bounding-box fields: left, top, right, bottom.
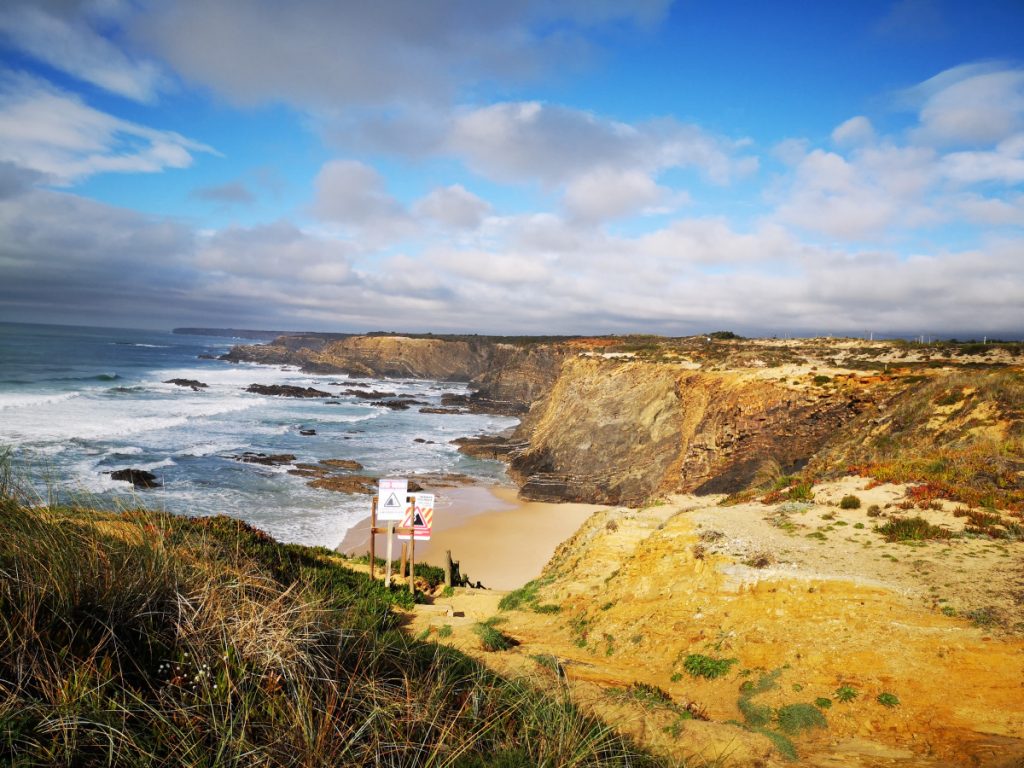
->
left=385, top=522, right=394, bottom=588
left=399, top=542, right=408, bottom=579
left=409, top=528, right=416, bottom=596
left=444, top=549, right=454, bottom=588
left=369, top=496, right=377, bottom=580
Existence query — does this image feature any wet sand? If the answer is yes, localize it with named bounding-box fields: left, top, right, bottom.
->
left=338, top=485, right=603, bottom=590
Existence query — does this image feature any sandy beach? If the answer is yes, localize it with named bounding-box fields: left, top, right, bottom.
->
left=338, top=485, right=604, bottom=590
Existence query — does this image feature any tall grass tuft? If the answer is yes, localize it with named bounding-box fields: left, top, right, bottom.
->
left=0, top=463, right=664, bottom=767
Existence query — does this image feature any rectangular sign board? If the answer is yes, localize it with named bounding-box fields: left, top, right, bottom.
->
left=397, top=493, right=434, bottom=541
left=377, top=478, right=408, bottom=521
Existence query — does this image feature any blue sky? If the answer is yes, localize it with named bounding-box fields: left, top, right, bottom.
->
left=1, top=0, right=1022, bottom=336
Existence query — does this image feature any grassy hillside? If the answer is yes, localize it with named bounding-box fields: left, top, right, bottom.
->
left=0, top=472, right=663, bottom=767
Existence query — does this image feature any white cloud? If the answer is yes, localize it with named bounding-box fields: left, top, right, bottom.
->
left=0, top=73, right=214, bottom=184
left=563, top=168, right=669, bottom=222
left=414, top=184, right=491, bottom=230
left=906, top=64, right=1024, bottom=146
left=954, top=192, right=1024, bottom=226
left=311, top=159, right=413, bottom=243
left=449, top=102, right=755, bottom=188
left=941, top=133, right=1024, bottom=185
left=0, top=1, right=164, bottom=102
left=131, top=0, right=671, bottom=109
left=832, top=116, right=875, bottom=147
left=196, top=221, right=357, bottom=285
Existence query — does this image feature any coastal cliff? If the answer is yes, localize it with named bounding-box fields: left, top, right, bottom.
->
left=508, top=357, right=876, bottom=505
left=225, top=333, right=1024, bottom=506
left=224, top=334, right=571, bottom=414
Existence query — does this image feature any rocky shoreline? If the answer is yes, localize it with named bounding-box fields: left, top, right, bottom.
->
left=222, top=333, right=1024, bottom=507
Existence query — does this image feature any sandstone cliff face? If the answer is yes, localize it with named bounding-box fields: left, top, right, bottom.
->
left=510, top=358, right=872, bottom=505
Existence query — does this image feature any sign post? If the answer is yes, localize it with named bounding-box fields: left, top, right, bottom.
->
left=369, top=479, right=425, bottom=596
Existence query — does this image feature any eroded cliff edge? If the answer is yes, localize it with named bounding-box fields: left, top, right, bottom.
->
left=223, top=333, right=571, bottom=415
left=225, top=333, right=1024, bottom=507
left=508, top=357, right=875, bottom=505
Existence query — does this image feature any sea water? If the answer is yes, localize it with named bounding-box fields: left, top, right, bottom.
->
left=0, top=322, right=517, bottom=547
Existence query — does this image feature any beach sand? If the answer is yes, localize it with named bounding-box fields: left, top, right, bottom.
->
left=338, top=485, right=604, bottom=590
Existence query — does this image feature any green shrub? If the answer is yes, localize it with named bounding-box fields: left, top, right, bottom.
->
left=877, top=516, right=954, bottom=542
left=876, top=692, right=900, bottom=708
left=776, top=703, right=827, bottom=734
left=814, top=697, right=832, bottom=709
left=683, top=654, right=737, bottom=679
left=839, top=495, right=861, bottom=509
left=788, top=483, right=814, bottom=502
left=835, top=684, right=858, bottom=702
left=474, top=617, right=518, bottom=651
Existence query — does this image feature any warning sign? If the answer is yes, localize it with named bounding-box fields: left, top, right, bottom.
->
left=398, top=493, right=434, bottom=540
left=377, top=478, right=408, bottom=521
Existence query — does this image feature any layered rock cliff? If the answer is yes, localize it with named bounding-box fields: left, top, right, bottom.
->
left=509, top=357, right=878, bottom=505
left=224, top=334, right=570, bottom=415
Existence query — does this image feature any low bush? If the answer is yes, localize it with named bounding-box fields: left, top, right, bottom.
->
left=877, top=516, right=955, bottom=542
left=683, top=653, right=737, bottom=679
left=839, top=494, right=861, bottom=509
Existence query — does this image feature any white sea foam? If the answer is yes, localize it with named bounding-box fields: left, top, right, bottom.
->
left=0, top=391, right=80, bottom=410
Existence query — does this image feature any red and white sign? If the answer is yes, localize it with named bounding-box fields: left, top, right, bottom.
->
left=397, top=493, right=434, bottom=540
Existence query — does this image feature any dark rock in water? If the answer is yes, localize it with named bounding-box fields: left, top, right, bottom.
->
left=246, top=384, right=332, bottom=398
left=345, top=388, right=397, bottom=399
left=324, top=400, right=342, bottom=405
left=440, top=393, right=471, bottom=406
left=197, top=353, right=218, bottom=360
left=452, top=435, right=526, bottom=460
left=164, top=378, right=208, bottom=391
left=308, top=475, right=378, bottom=494
left=107, top=468, right=161, bottom=488
left=372, top=398, right=428, bottom=410
left=231, top=452, right=296, bottom=466
left=419, top=407, right=466, bottom=415
left=414, top=438, right=437, bottom=444
left=371, top=400, right=409, bottom=410
left=299, top=429, right=317, bottom=436
left=319, top=458, right=364, bottom=470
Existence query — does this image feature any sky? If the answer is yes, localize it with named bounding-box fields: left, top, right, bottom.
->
left=0, top=0, right=1022, bottom=337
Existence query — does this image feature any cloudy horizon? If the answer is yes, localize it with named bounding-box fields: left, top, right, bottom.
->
left=1, top=1, right=1022, bottom=338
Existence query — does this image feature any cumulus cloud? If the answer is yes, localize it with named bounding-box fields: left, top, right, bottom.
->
left=311, top=159, right=413, bottom=243
left=905, top=63, right=1024, bottom=146
left=130, top=0, right=670, bottom=109
left=414, top=185, right=491, bottom=230
left=0, top=1, right=164, bottom=102
left=0, top=72, right=215, bottom=184
left=831, top=116, right=875, bottom=147
left=774, top=145, right=937, bottom=240
left=563, top=167, right=671, bottom=222
left=449, top=102, right=755, bottom=188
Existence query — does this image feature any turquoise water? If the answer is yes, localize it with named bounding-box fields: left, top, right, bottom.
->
left=0, top=322, right=516, bottom=547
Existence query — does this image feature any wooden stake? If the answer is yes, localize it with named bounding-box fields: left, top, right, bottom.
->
left=444, top=549, right=453, bottom=588
left=369, top=496, right=378, bottom=580
left=400, top=542, right=408, bottom=579
left=409, top=529, right=416, bottom=596
left=385, top=522, right=394, bottom=588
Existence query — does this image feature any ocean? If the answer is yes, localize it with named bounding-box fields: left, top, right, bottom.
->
left=0, top=322, right=517, bottom=548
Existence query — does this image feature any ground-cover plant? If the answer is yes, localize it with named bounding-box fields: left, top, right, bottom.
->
left=839, top=495, right=861, bottom=509
left=835, top=684, right=859, bottom=702
left=876, top=692, right=900, bottom=708
left=877, top=516, right=955, bottom=542
left=0, top=477, right=663, bottom=768
left=497, top=576, right=556, bottom=612
left=473, top=617, right=519, bottom=652
left=776, top=703, right=827, bottom=734
left=683, top=653, right=737, bottom=679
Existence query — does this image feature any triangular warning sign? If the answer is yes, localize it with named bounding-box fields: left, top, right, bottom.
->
left=382, top=492, right=403, bottom=510
left=413, top=511, right=426, bottom=527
